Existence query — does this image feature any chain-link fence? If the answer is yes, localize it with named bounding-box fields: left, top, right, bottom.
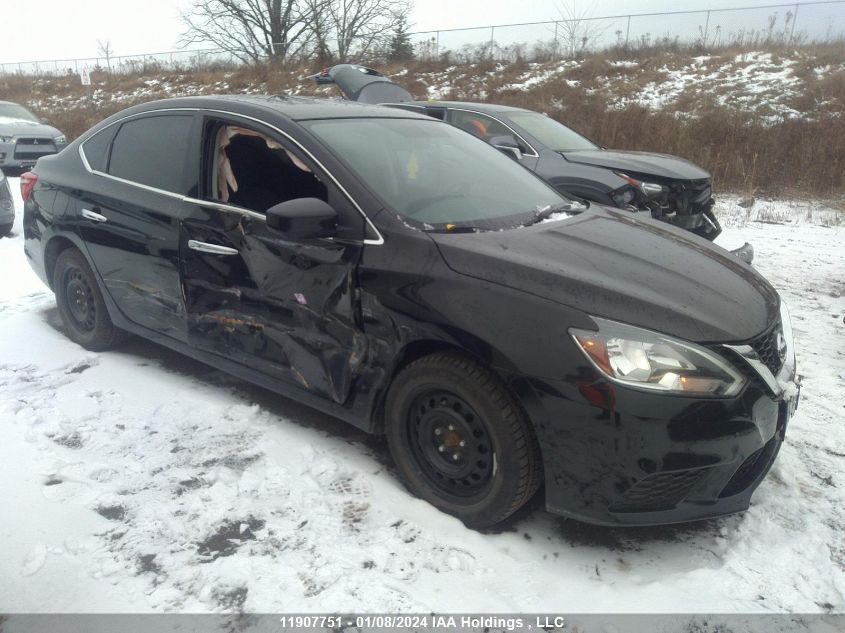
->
left=409, top=1, right=845, bottom=60
left=2, top=1, right=844, bottom=76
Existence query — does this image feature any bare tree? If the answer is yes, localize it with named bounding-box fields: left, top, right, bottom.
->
left=302, top=0, right=335, bottom=65
left=179, top=0, right=311, bottom=64
left=555, top=1, right=607, bottom=57
left=305, top=0, right=412, bottom=62
left=97, top=39, right=113, bottom=73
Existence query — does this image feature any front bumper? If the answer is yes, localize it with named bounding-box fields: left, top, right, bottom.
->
left=0, top=140, right=65, bottom=168
left=521, top=327, right=799, bottom=527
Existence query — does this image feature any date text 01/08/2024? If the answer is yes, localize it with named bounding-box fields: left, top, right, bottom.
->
left=277, top=615, right=567, bottom=629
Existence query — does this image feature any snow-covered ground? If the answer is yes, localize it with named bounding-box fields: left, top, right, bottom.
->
left=0, top=176, right=843, bottom=613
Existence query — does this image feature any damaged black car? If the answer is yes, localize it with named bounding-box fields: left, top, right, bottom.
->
left=312, top=64, right=729, bottom=245
left=24, top=96, right=798, bottom=528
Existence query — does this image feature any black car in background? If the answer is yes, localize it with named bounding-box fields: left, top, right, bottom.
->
left=312, top=64, right=724, bottom=242
left=23, top=95, right=798, bottom=528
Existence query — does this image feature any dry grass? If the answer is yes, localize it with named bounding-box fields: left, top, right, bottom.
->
left=2, top=42, right=844, bottom=197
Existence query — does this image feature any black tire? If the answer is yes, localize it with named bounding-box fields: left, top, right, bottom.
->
left=385, top=352, right=543, bottom=528
left=0, top=222, right=12, bottom=237
left=53, top=248, right=125, bottom=351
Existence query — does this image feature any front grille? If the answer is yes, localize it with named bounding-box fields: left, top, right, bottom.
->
left=748, top=319, right=785, bottom=376
left=610, top=469, right=708, bottom=513
left=13, top=137, right=56, bottom=160
left=720, top=438, right=779, bottom=497
left=16, top=137, right=53, bottom=145
left=13, top=148, right=55, bottom=159
left=665, top=179, right=713, bottom=215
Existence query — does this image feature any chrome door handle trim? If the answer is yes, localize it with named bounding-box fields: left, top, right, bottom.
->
left=81, top=208, right=107, bottom=222
left=187, top=240, right=239, bottom=256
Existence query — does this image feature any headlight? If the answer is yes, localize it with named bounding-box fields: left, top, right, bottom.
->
left=615, top=172, right=666, bottom=198
left=640, top=181, right=665, bottom=197
left=571, top=317, right=746, bottom=397
left=54, top=135, right=67, bottom=144
left=0, top=135, right=15, bottom=144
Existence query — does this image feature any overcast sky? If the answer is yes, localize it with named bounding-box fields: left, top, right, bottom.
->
left=1, top=0, right=842, bottom=63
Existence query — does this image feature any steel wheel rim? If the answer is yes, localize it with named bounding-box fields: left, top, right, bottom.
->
left=407, top=390, right=494, bottom=498
left=65, top=267, right=96, bottom=331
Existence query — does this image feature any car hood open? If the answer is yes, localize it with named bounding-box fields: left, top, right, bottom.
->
left=430, top=206, right=777, bottom=343
left=310, top=64, right=413, bottom=104
left=561, top=149, right=710, bottom=181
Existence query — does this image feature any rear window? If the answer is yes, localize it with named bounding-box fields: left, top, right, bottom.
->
left=107, top=115, right=194, bottom=193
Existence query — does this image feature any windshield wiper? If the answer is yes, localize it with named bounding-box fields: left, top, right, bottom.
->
left=525, top=200, right=589, bottom=226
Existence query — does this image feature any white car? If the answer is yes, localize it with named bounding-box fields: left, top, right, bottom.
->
left=0, top=101, right=67, bottom=170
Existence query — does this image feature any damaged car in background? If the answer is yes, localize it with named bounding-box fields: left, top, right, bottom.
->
left=312, top=64, right=753, bottom=262
left=23, top=95, right=797, bottom=529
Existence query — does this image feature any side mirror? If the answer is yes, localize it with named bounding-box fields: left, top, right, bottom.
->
left=39, top=117, right=50, bottom=124
left=489, top=135, right=523, bottom=160
left=266, top=197, right=337, bottom=240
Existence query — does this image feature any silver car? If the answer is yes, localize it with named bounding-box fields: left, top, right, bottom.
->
left=0, top=101, right=67, bottom=170
left=0, top=168, right=13, bottom=236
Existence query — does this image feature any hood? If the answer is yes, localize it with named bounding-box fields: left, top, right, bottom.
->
left=0, top=117, right=62, bottom=138
left=310, top=64, right=413, bottom=104
left=430, top=206, right=777, bottom=343
left=562, top=149, right=710, bottom=181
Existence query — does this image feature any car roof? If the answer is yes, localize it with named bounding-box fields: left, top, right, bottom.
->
left=387, top=100, right=533, bottom=116
left=125, top=94, right=432, bottom=122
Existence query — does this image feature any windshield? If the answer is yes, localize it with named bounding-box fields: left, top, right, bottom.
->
left=303, top=118, right=565, bottom=229
left=0, top=103, right=39, bottom=123
left=506, top=111, right=597, bottom=152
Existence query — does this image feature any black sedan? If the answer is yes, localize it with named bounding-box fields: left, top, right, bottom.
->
left=312, top=64, right=724, bottom=242
left=23, top=95, right=798, bottom=528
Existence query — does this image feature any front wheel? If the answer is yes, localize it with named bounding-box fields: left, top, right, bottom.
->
left=53, top=248, right=125, bottom=351
left=385, top=352, right=543, bottom=528
left=0, top=222, right=12, bottom=237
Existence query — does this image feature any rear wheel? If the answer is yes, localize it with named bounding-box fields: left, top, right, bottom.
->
left=53, top=248, right=125, bottom=351
left=0, top=222, right=12, bottom=237
left=385, top=352, right=543, bottom=528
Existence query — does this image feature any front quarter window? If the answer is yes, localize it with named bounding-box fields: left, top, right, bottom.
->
left=303, top=118, right=565, bottom=230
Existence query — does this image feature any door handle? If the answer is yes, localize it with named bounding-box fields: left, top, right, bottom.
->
left=187, top=240, right=239, bottom=256
left=81, top=208, right=107, bottom=222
